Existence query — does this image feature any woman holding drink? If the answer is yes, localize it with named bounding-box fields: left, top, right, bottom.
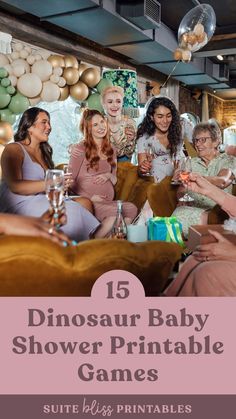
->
left=101, top=86, right=136, bottom=162
left=137, top=96, right=184, bottom=182
left=0, top=107, right=99, bottom=241
left=172, top=122, right=234, bottom=237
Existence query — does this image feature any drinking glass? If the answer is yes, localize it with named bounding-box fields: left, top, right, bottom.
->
left=143, top=143, right=154, bottom=176
left=45, top=169, right=65, bottom=214
left=178, top=157, right=194, bottom=202
left=63, top=163, right=72, bottom=200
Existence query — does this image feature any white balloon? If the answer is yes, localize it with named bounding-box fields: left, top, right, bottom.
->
left=24, top=46, right=32, bottom=54
left=50, top=74, right=60, bottom=84
left=10, top=51, right=20, bottom=60
left=57, top=77, right=66, bottom=87
left=9, top=75, right=17, bottom=87
left=19, top=49, right=29, bottom=59
left=53, top=66, right=63, bottom=76
left=29, top=95, right=41, bottom=105
left=14, top=42, right=23, bottom=52
left=0, top=53, right=9, bottom=66
left=40, top=81, right=60, bottom=102
left=40, top=50, right=51, bottom=60
left=11, top=58, right=30, bottom=73
left=34, top=54, right=42, bottom=61
left=17, top=73, right=42, bottom=98
left=31, top=59, right=53, bottom=82
left=13, top=64, right=25, bottom=77
left=27, top=55, right=36, bottom=65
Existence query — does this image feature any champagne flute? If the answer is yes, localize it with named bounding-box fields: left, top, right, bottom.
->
left=178, top=157, right=194, bottom=202
left=45, top=169, right=65, bottom=217
left=143, top=143, right=154, bottom=176
left=63, top=164, right=72, bottom=200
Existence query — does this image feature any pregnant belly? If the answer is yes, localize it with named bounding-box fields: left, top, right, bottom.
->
left=78, top=178, right=115, bottom=201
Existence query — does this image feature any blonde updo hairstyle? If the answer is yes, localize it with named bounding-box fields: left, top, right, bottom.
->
left=101, top=85, right=124, bottom=105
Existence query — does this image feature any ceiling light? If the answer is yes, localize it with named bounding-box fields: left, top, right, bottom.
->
left=217, top=55, right=224, bottom=61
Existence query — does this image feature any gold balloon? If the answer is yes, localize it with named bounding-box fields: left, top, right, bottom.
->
left=64, top=55, right=79, bottom=69
left=78, top=63, right=90, bottom=77
left=70, top=81, right=89, bottom=101
left=59, top=85, right=69, bottom=101
left=48, top=55, right=65, bottom=68
left=173, top=48, right=182, bottom=61
left=0, top=121, right=13, bottom=144
left=80, top=67, right=101, bottom=88
left=63, top=67, right=80, bottom=85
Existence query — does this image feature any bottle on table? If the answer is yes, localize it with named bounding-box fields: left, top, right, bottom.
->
left=111, top=200, right=127, bottom=239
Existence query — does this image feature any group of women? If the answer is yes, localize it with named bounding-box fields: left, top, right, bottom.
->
left=1, top=87, right=236, bottom=296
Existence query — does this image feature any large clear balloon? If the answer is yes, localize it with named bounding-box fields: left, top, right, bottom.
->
left=178, top=4, right=216, bottom=53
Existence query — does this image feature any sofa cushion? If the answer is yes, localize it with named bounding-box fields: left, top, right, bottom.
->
left=0, top=235, right=182, bottom=296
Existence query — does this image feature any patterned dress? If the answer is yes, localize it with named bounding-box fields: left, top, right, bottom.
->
left=109, top=116, right=136, bottom=161
left=172, top=153, right=235, bottom=237
left=137, top=134, right=184, bottom=182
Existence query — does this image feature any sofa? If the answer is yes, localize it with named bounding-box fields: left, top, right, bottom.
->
left=147, top=175, right=235, bottom=224
left=0, top=162, right=182, bottom=296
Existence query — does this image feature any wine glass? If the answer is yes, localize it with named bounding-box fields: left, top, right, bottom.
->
left=143, top=143, right=154, bottom=176
left=63, top=163, right=72, bottom=200
left=45, top=169, right=65, bottom=215
left=178, top=157, right=194, bottom=202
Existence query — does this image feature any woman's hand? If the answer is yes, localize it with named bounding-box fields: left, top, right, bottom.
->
left=187, top=173, right=215, bottom=195
left=193, top=230, right=236, bottom=262
left=91, top=194, right=107, bottom=202
left=93, top=174, right=110, bottom=185
left=125, top=126, right=136, bottom=142
left=64, top=173, right=73, bottom=191
left=0, top=213, right=71, bottom=246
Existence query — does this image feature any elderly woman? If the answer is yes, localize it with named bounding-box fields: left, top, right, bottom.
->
left=137, top=96, right=184, bottom=182
left=172, top=122, right=235, bottom=237
left=166, top=174, right=236, bottom=296
left=101, top=86, right=136, bottom=162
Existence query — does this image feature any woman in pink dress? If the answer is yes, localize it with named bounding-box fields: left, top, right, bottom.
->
left=165, top=174, right=236, bottom=296
left=69, top=109, right=137, bottom=237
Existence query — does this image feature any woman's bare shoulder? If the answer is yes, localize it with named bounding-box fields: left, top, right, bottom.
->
left=2, top=142, right=23, bottom=158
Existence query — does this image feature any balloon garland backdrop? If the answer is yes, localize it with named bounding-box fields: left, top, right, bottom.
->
left=0, top=42, right=116, bottom=130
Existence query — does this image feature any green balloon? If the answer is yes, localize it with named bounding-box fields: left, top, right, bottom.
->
left=6, top=85, right=16, bottom=95
left=87, top=93, right=103, bottom=113
left=0, top=93, right=11, bottom=109
left=0, top=67, right=8, bottom=78
left=0, top=86, right=6, bottom=94
left=0, top=108, right=16, bottom=124
left=8, top=93, right=29, bottom=114
left=96, top=78, right=113, bottom=94
left=1, top=78, right=11, bottom=88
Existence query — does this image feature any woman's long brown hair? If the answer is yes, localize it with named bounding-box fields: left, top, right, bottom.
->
left=80, top=109, right=116, bottom=171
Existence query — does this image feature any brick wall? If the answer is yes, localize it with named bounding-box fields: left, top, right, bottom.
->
left=179, top=86, right=201, bottom=118
left=222, top=101, right=236, bottom=127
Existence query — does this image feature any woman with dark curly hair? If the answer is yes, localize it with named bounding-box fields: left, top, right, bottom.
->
left=137, top=96, right=183, bottom=182
left=69, top=109, right=137, bottom=237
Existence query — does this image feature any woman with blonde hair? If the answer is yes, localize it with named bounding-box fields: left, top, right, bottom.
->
left=101, top=86, right=136, bottom=162
left=69, top=109, right=137, bottom=237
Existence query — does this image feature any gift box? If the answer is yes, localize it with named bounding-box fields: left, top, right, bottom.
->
left=148, top=216, right=184, bottom=247
left=188, top=224, right=236, bottom=251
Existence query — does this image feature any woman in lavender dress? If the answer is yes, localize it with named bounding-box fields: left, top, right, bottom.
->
left=0, top=107, right=100, bottom=242
left=69, top=109, right=137, bottom=237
